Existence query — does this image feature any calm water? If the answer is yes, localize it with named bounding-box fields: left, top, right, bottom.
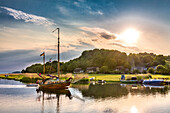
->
left=0, top=79, right=170, bottom=113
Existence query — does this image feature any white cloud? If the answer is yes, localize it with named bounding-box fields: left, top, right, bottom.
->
left=0, top=6, right=55, bottom=26
left=58, top=6, right=69, bottom=15
left=72, top=1, right=103, bottom=16
left=89, top=10, right=103, bottom=15
left=73, top=2, right=80, bottom=7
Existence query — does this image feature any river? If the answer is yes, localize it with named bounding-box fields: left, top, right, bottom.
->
left=0, top=79, right=170, bottom=113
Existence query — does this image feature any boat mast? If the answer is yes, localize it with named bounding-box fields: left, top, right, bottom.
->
left=52, top=28, right=60, bottom=79
left=57, top=28, right=60, bottom=79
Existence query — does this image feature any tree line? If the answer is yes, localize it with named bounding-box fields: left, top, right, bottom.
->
left=22, top=49, right=170, bottom=75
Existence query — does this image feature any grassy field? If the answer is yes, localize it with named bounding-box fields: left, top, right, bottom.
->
left=0, top=73, right=170, bottom=83
left=89, top=74, right=170, bottom=82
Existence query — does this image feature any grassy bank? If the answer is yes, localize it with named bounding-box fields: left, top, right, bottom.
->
left=0, top=73, right=170, bottom=83
left=88, top=74, right=170, bottom=82
left=0, top=73, right=73, bottom=83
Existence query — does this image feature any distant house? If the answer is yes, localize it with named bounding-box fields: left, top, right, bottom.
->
left=131, top=66, right=147, bottom=73
left=73, top=68, right=84, bottom=73
left=86, top=67, right=99, bottom=73
left=115, top=66, right=125, bottom=71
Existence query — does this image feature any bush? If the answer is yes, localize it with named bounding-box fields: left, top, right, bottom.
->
left=133, top=69, right=140, bottom=74
left=147, top=67, right=154, bottom=74
left=137, top=76, right=142, bottom=80
left=100, top=66, right=109, bottom=73
left=156, top=65, right=169, bottom=74
left=21, top=77, right=32, bottom=83
left=74, top=78, right=89, bottom=84
left=21, top=77, right=42, bottom=83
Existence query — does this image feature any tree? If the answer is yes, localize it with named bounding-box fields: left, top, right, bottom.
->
left=142, top=55, right=153, bottom=67
left=156, top=65, right=168, bottom=74
left=147, top=67, right=154, bottom=74
left=21, top=69, right=26, bottom=73
left=100, top=66, right=109, bottom=73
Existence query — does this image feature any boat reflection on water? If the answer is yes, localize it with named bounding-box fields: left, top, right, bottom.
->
left=36, top=89, right=72, bottom=113
left=122, top=84, right=170, bottom=96
left=72, top=84, right=129, bottom=99
left=72, top=83, right=170, bottom=99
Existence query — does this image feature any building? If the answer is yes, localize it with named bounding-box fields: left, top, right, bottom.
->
left=86, top=67, right=99, bottom=73
left=131, top=66, right=147, bottom=73
left=73, top=68, right=84, bottom=73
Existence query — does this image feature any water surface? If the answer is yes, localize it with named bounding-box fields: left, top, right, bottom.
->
left=0, top=79, right=170, bottom=113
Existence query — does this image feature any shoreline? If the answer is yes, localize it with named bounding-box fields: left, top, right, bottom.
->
left=1, top=73, right=170, bottom=84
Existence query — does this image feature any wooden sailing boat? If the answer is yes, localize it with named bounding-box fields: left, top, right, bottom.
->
left=38, top=28, right=72, bottom=90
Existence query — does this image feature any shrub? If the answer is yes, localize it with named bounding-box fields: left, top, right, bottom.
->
left=147, top=67, right=154, bottom=74
left=100, top=66, right=109, bottom=73
left=137, top=76, right=142, bottom=80
left=21, top=77, right=32, bottom=83
left=74, top=78, right=89, bottom=84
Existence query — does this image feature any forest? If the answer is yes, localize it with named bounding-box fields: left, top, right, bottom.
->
left=21, top=49, right=170, bottom=75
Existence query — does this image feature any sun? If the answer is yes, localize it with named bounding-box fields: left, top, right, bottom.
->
left=120, top=28, right=140, bottom=44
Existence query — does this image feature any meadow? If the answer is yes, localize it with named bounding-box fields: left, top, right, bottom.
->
left=0, top=73, right=170, bottom=83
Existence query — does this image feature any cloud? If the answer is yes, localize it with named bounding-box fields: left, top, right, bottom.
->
left=110, top=42, right=140, bottom=51
left=89, top=10, right=103, bottom=15
left=0, top=6, right=55, bottom=26
left=73, top=2, right=80, bottom=7
left=80, top=27, right=117, bottom=40
left=0, top=49, right=81, bottom=72
left=58, top=6, right=69, bottom=15
left=69, top=40, right=95, bottom=50
left=99, top=32, right=116, bottom=39
left=73, top=1, right=103, bottom=16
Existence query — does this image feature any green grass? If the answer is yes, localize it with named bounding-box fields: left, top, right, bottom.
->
left=0, top=75, right=24, bottom=80
left=1, top=73, right=170, bottom=83
left=89, top=74, right=123, bottom=82
left=88, top=74, right=170, bottom=82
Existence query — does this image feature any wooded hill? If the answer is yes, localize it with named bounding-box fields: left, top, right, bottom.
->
left=22, top=49, right=170, bottom=74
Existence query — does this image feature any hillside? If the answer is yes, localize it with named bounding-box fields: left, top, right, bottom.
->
left=22, top=49, right=169, bottom=74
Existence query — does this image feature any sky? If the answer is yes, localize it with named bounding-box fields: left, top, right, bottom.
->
left=0, top=0, right=170, bottom=72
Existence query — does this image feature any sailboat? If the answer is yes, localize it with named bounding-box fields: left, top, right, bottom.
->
left=38, top=28, right=72, bottom=90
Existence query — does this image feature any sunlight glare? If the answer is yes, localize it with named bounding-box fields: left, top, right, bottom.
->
left=120, top=28, right=139, bottom=44
left=131, top=106, right=138, bottom=113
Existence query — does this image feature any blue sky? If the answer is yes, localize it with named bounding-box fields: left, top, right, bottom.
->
left=0, top=0, right=170, bottom=72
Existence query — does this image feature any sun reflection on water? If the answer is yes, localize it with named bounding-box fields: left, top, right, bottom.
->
left=131, top=106, right=138, bottom=113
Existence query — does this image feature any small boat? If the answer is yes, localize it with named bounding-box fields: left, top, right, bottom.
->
left=142, top=79, right=164, bottom=86
left=98, top=80, right=106, bottom=84
left=26, top=83, right=38, bottom=87
left=120, top=80, right=138, bottom=84
left=38, top=28, right=72, bottom=90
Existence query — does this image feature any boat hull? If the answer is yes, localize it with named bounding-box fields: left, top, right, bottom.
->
left=39, top=81, right=71, bottom=89
left=143, top=80, right=164, bottom=86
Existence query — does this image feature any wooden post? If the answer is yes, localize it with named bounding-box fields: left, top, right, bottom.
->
left=43, top=52, right=45, bottom=79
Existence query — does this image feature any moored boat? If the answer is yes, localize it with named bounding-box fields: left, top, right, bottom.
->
left=26, top=83, right=38, bottom=87
left=38, top=28, right=72, bottom=90
left=142, top=79, right=164, bottom=86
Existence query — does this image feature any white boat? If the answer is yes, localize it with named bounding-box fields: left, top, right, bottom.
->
left=142, top=79, right=164, bottom=85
